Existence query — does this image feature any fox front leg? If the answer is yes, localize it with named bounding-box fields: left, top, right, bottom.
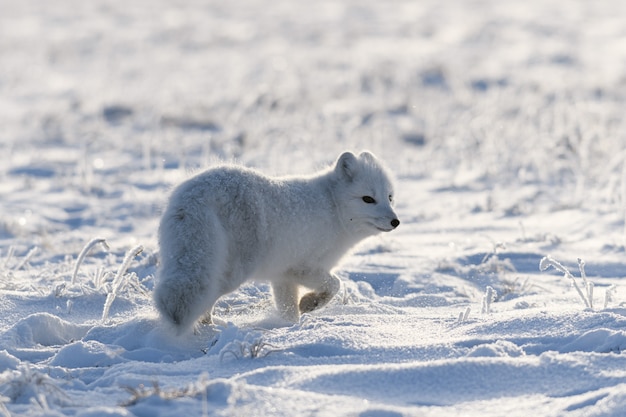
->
left=299, top=273, right=341, bottom=313
left=272, top=281, right=301, bottom=322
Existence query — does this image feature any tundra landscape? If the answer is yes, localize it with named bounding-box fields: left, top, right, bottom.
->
left=2, top=0, right=626, bottom=416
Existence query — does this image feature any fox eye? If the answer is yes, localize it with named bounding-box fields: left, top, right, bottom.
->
left=362, top=196, right=376, bottom=204
left=389, top=195, right=393, bottom=203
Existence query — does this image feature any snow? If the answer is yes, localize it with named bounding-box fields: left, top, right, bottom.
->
left=2, top=0, right=626, bottom=415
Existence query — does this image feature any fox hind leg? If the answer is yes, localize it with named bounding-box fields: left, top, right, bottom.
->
left=155, top=209, right=228, bottom=335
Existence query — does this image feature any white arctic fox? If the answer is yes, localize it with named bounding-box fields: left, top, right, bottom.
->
left=154, top=151, right=399, bottom=334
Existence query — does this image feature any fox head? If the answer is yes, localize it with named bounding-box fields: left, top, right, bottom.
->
left=333, top=151, right=400, bottom=237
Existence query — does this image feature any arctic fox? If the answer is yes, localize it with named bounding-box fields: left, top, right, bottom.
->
left=154, top=151, right=399, bottom=334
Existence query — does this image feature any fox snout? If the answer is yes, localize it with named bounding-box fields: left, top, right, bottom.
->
left=375, top=216, right=399, bottom=232
left=374, top=210, right=400, bottom=232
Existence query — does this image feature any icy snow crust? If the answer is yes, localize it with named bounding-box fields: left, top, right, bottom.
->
left=2, top=0, right=626, bottom=415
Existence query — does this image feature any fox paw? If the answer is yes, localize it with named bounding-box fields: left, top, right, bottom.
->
left=299, top=291, right=330, bottom=313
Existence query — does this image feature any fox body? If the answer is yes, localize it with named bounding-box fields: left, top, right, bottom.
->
left=154, top=151, right=399, bottom=334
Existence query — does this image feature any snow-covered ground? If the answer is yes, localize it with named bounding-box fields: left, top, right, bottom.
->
left=2, top=0, right=626, bottom=415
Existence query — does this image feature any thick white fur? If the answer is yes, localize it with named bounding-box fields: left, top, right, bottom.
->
left=154, top=151, right=399, bottom=334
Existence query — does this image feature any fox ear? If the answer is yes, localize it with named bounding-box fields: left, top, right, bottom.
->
left=359, top=151, right=376, bottom=163
left=336, top=151, right=358, bottom=181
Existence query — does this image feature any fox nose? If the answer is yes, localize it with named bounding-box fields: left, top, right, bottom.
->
left=391, top=219, right=400, bottom=228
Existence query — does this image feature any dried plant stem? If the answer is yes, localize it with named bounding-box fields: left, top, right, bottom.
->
left=578, top=258, right=593, bottom=309
left=481, top=286, right=497, bottom=314
left=3, top=246, right=15, bottom=269
left=72, top=237, right=109, bottom=285
left=102, top=245, right=143, bottom=322
left=14, top=246, right=38, bottom=270
left=604, top=285, right=617, bottom=309
left=457, top=306, right=471, bottom=323
left=540, top=255, right=591, bottom=309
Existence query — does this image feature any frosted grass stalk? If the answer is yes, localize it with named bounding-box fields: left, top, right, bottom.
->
left=102, top=245, right=143, bottom=322
left=540, top=255, right=591, bottom=308
left=2, top=246, right=14, bottom=269
left=604, top=285, right=617, bottom=309
left=457, top=307, right=471, bottom=323
left=481, top=286, right=497, bottom=314
left=93, top=267, right=107, bottom=290
left=578, top=258, right=593, bottom=309
left=72, top=237, right=109, bottom=285
left=14, top=247, right=38, bottom=270
left=463, top=306, right=471, bottom=321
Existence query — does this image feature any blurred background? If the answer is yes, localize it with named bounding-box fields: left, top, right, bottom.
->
left=2, top=0, right=626, bottom=250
